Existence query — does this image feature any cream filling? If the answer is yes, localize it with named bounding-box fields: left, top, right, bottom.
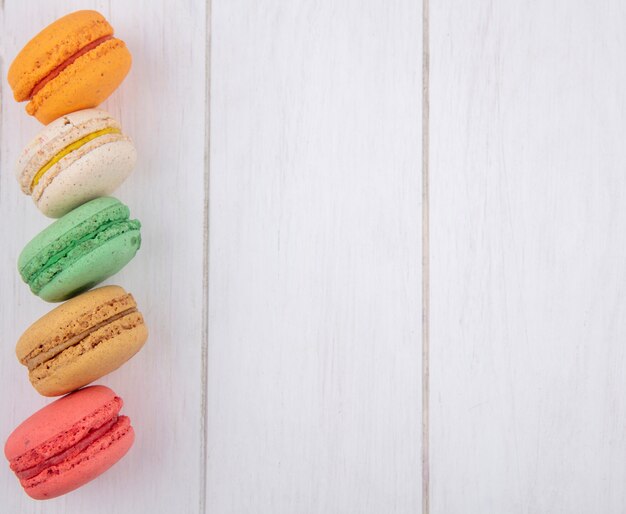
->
left=30, top=127, right=122, bottom=192
left=25, top=307, right=138, bottom=372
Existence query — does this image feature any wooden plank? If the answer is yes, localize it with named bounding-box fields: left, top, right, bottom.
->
left=430, top=1, right=626, bottom=512
left=0, top=1, right=207, bottom=512
left=207, top=1, right=422, bottom=512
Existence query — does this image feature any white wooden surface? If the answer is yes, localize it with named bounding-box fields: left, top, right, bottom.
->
left=430, top=1, right=626, bottom=513
left=207, top=0, right=421, bottom=512
left=7, top=0, right=622, bottom=512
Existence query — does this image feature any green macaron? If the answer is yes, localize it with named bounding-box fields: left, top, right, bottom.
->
left=18, top=197, right=141, bottom=302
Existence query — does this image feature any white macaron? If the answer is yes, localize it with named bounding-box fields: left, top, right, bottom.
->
left=16, top=109, right=137, bottom=218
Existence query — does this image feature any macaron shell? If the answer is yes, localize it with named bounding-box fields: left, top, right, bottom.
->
left=16, top=108, right=122, bottom=194
left=16, top=285, right=129, bottom=361
left=35, top=137, right=137, bottom=218
left=24, top=421, right=134, bottom=500
left=8, top=10, right=113, bottom=101
left=4, top=386, right=118, bottom=461
left=37, top=229, right=141, bottom=302
left=33, top=321, right=148, bottom=397
left=27, top=39, right=131, bottom=124
left=18, top=196, right=127, bottom=273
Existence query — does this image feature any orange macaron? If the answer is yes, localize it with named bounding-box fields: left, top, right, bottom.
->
left=8, top=10, right=132, bottom=124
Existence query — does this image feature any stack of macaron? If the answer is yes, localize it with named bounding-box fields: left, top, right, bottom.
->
left=4, top=10, right=148, bottom=500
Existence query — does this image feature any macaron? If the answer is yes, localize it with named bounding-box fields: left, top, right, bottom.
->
left=16, top=109, right=137, bottom=218
left=18, top=197, right=141, bottom=302
left=16, top=286, right=148, bottom=397
left=5, top=385, right=135, bottom=500
left=8, top=10, right=132, bottom=124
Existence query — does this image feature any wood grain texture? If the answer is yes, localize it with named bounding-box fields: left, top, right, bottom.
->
left=207, top=1, right=422, bottom=513
left=430, top=1, right=626, bottom=513
left=0, top=1, right=207, bottom=512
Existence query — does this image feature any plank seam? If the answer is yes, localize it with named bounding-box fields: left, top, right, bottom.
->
left=200, top=0, right=212, bottom=512
left=422, top=0, right=430, bottom=511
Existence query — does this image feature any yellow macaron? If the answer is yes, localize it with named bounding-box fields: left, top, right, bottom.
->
left=16, top=285, right=148, bottom=396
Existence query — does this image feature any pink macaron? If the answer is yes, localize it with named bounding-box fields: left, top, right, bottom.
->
left=4, top=385, right=134, bottom=500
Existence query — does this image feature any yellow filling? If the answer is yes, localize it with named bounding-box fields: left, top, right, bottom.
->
left=30, top=127, right=122, bottom=191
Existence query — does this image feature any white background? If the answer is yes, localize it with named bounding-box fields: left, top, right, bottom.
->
left=1, top=1, right=624, bottom=513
